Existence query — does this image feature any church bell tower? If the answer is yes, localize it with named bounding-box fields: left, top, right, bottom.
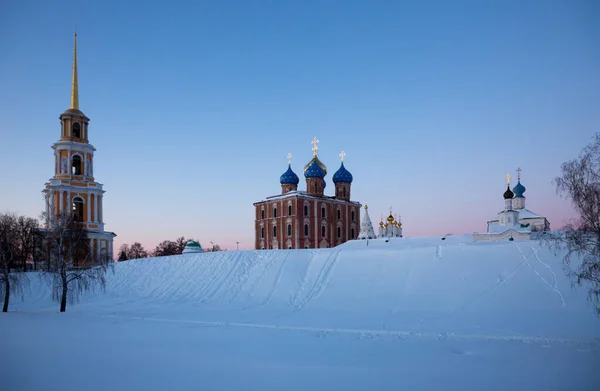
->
left=42, top=32, right=116, bottom=262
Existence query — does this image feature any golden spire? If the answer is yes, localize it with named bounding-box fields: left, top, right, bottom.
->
left=70, top=30, right=79, bottom=110
left=506, top=173, right=511, bottom=186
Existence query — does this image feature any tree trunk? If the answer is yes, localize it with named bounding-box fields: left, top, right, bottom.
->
left=2, top=277, right=9, bottom=312
left=60, top=283, right=67, bottom=312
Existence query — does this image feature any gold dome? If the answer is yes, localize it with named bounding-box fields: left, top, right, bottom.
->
left=387, top=214, right=394, bottom=223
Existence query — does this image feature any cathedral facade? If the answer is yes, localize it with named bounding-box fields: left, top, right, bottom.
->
left=41, top=33, right=116, bottom=261
left=253, top=138, right=361, bottom=249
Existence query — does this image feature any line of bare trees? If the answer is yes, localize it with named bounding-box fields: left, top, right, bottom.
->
left=0, top=210, right=113, bottom=313
left=116, top=238, right=224, bottom=262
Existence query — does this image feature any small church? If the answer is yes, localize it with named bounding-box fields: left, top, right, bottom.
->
left=473, top=168, right=550, bottom=242
left=41, top=32, right=116, bottom=261
left=253, top=137, right=362, bottom=249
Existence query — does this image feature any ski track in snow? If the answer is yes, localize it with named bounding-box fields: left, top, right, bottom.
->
left=261, top=252, right=290, bottom=306
left=93, top=313, right=600, bottom=348
left=290, top=248, right=341, bottom=311
left=532, top=246, right=566, bottom=307
left=516, top=244, right=566, bottom=308
left=436, top=245, right=443, bottom=258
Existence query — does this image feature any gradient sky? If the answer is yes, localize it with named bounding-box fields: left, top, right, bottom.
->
left=1, top=0, right=598, bottom=253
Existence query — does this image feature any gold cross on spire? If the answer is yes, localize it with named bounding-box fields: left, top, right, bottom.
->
left=311, top=136, right=319, bottom=157
left=506, top=174, right=511, bottom=186
left=516, top=167, right=522, bottom=181
left=339, top=150, right=346, bottom=162
left=287, top=152, right=292, bottom=164
left=389, top=206, right=393, bottom=214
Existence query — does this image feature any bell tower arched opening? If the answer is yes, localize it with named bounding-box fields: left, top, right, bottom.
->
left=72, top=155, right=82, bottom=175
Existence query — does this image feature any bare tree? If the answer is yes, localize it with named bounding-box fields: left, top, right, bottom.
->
left=14, top=215, right=40, bottom=272
left=544, top=133, right=600, bottom=316
left=126, top=242, right=148, bottom=259
left=0, top=213, right=29, bottom=312
left=43, top=212, right=113, bottom=312
left=152, top=237, right=189, bottom=257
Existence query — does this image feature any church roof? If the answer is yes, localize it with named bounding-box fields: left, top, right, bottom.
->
left=280, top=164, right=300, bottom=185
left=304, top=156, right=327, bottom=179
left=503, top=184, right=514, bottom=199
left=488, top=208, right=546, bottom=223
left=513, top=180, right=526, bottom=198
left=332, top=162, right=353, bottom=184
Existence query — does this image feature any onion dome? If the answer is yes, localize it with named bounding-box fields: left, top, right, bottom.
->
left=387, top=214, right=395, bottom=223
left=512, top=180, right=526, bottom=197
left=332, top=162, right=353, bottom=183
left=304, top=156, right=327, bottom=179
left=182, top=240, right=203, bottom=254
left=503, top=185, right=514, bottom=199
left=280, top=164, right=300, bottom=185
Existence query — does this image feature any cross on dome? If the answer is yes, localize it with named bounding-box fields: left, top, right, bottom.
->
left=339, top=150, right=346, bottom=162
left=287, top=152, right=292, bottom=164
left=506, top=174, right=511, bottom=186
left=311, top=136, right=319, bottom=157
left=516, top=167, right=522, bottom=181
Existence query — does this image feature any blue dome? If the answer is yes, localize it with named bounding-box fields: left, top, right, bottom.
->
left=304, top=157, right=327, bottom=179
left=332, top=162, right=353, bottom=184
left=512, top=180, right=526, bottom=197
left=280, top=164, right=299, bottom=185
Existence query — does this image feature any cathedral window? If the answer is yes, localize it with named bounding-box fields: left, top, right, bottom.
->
left=273, top=225, right=277, bottom=238
left=304, top=205, right=308, bottom=216
left=72, top=122, right=81, bottom=138
left=273, top=207, right=277, bottom=218
left=337, top=226, right=341, bottom=239
left=351, top=228, right=355, bottom=239
left=337, top=209, right=341, bottom=220
left=321, top=225, right=326, bottom=238
left=261, top=227, right=264, bottom=238
left=261, top=209, right=265, bottom=219
left=304, top=224, right=309, bottom=236
left=314, top=183, right=318, bottom=193
left=72, top=155, right=82, bottom=175
left=351, top=210, right=355, bottom=221
left=72, top=197, right=84, bottom=222
left=287, top=224, right=292, bottom=236
left=288, top=205, right=292, bottom=216
left=321, top=206, right=326, bottom=218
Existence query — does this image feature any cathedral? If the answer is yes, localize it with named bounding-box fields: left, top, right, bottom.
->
left=41, top=33, right=116, bottom=261
left=253, top=137, right=361, bottom=249
left=473, top=168, right=550, bottom=242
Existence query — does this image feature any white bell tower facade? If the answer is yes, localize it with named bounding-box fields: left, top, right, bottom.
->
left=42, top=32, right=116, bottom=262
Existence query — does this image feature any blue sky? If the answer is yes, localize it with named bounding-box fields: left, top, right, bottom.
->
left=0, top=0, right=598, bottom=252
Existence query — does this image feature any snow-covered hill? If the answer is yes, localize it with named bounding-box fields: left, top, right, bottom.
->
left=4, top=235, right=600, bottom=390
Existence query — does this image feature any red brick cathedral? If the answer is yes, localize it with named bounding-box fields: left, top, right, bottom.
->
left=254, top=137, right=362, bottom=250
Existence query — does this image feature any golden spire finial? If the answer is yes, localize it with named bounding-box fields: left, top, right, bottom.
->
left=70, top=29, right=79, bottom=110
left=311, top=136, right=319, bottom=157
left=287, top=152, right=292, bottom=165
left=506, top=173, right=511, bottom=186
left=516, top=167, right=522, bottom=181
left=339, top=150, right=346, bottom=162
left=364, top=204, right=368, bottom=210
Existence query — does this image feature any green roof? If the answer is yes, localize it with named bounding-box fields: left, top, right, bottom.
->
left=186, top=241, right=201, bottom=247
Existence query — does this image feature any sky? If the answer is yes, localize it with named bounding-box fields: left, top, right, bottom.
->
left=0, top=0, right=599, bottom=253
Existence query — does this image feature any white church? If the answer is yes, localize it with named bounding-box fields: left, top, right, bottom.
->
left=357, top=205, right=403, bottom=240
left=473, top=169, right=550, bottom=242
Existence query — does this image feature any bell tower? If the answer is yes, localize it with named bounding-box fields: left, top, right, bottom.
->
left=42, top=32, right=116, bottom=262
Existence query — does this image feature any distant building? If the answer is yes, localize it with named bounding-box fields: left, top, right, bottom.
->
left=41, top=33, right=116, bottom=261
left=182, top=240, right=203, bottom=254
left=473, top=169, right=550, bottom=242
left=253, top=137, right=361, bottom=249
left=377, top=208, right=403, bottom=238
left=357, top=205, right=377, bottom=240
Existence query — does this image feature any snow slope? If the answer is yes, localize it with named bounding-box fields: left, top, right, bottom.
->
left=2, top=235, right=600, bottom=390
